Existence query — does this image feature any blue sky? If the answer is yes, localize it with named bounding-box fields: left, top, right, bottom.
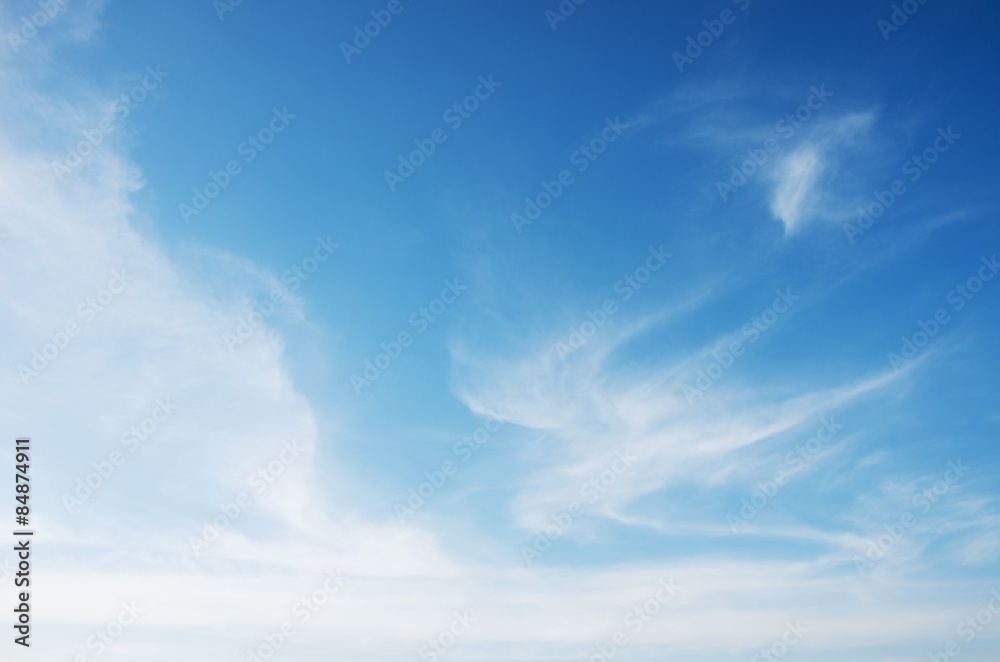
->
left=2, top=0, right=1000, bottom=660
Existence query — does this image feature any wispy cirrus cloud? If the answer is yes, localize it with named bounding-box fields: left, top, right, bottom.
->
left=770, top=145, right=824, bottom=232
left=768, top=111, right=877, bottom=233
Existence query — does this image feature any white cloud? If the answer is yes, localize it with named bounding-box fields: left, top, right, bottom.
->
left=767, top=112, right=878, bottom=233
left=770, top=146, right=823, bottom=232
